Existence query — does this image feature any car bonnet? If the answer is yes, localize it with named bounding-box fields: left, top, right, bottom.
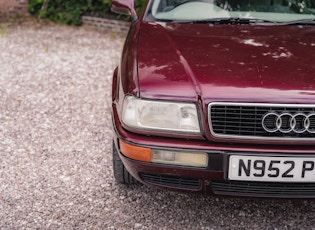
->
left=137, top=21, right=315, bottom=103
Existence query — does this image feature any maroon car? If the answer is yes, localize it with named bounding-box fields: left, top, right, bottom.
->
left=111, top=0, right=315, bottom=198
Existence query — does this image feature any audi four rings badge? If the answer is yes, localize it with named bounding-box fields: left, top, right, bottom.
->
left=262, top=112, right=315, bottom=134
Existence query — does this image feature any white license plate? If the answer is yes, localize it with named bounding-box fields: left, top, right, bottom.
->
left=228, top=155, right=315, bottom=182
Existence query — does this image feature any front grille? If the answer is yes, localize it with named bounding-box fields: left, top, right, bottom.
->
left=209, top=102, right=315, bottom=140
left=211, top=181, right=315, bottom=198
left=139, top=173, right=201, bottom=190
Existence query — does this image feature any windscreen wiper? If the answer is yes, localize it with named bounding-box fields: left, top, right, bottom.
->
left=282, top=18, right=315, bottom=25
left=174, top=17, right=278, bottom=25
left=161, top=17, right=315, bottom=25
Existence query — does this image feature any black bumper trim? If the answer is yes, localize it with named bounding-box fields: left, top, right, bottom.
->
left=140, top=173, right=201, bottom=190
left=211, top=181, right=315, bottom=198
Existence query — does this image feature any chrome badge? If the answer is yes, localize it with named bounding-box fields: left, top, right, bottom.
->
left=262, top=112, right=315, bottom=134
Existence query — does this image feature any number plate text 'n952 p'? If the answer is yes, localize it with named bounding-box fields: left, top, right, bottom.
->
left=229, top=155, right=315, bottom=182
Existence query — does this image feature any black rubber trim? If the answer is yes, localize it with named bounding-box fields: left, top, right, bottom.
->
left=140, top=173, right=201, bottom=190
left=211, top=181, right=315, bottom=198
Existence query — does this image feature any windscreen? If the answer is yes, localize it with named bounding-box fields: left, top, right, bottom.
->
left=148, top=0, right=315, bottom=22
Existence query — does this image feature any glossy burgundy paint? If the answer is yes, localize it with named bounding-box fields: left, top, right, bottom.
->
left=111, top=0, right=137, bottom=17
left=138, top=22, right=315, bottom=103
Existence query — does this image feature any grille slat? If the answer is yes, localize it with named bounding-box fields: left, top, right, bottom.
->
left=139, top=173, right=201, bottom=190
left=209, top=103, right=315, bottom=139
left=211, top=181, right=315, bottom=197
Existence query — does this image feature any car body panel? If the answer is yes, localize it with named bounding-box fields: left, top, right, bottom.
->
left=111, top=0, right=315, bottom=197
left=138, top=22, right=315, bottom=103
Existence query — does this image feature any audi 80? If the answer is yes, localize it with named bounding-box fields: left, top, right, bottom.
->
left=111, top=0, right=315, bottom=198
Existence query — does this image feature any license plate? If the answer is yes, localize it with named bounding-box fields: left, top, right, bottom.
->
left=228, top=155, right=315, bottom=182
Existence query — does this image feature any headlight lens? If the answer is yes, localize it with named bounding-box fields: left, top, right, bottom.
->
left=121, top=96, right=200, bottom=134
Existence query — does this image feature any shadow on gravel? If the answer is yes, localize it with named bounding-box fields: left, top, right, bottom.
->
left=114, top=183, right=315, bottom=229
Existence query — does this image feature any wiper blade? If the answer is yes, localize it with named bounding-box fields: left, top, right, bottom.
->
left=165, top=17, right=315, bottom=25
left=282, top=18, right=315, bottom=25
left=174, top=17, right=277, bottom=25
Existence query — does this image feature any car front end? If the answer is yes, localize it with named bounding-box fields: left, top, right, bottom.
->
left=111, top=0, right=315, bottom=198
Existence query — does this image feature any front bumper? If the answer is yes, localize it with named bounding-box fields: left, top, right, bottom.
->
left=112, top=107, right=315, bottom=198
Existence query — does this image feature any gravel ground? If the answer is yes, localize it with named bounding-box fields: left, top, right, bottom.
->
left=1, top=18, right=315, bottom=229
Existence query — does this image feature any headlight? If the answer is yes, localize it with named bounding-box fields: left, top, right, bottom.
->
left=121, top=96, right=200, bottom=134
